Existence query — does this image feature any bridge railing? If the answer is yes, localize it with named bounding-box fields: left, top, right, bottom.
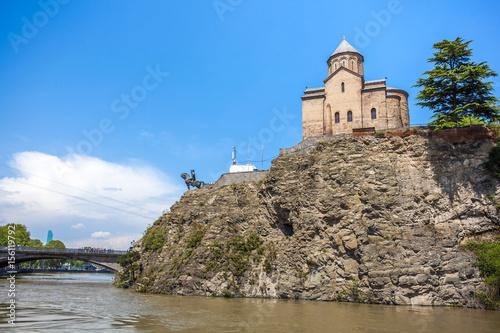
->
left=0, top=246, right=128, bottom=255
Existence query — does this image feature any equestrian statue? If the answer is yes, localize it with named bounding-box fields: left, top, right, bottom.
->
left=180, top=170, right=204, bottom=190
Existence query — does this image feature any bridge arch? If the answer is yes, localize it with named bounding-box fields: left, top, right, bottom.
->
left=0, top=247, right=127, bottom=273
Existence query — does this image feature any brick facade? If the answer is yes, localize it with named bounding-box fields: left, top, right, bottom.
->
left=302, top=38, right=410, bottom=140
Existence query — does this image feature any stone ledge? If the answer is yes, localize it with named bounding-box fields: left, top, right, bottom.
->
left=421, top=125, right=497, bottom=143
left=280, top=125, right=497, bottom=156
left=211, top=170, right=269, bottom=187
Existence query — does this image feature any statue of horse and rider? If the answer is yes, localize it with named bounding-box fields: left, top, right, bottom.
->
left=180, top=170, right=204, bottom=190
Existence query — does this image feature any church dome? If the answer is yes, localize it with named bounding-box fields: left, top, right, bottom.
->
left=331, top=37, right=362, bottom=57
left=327, top=36, right=364, bottom=74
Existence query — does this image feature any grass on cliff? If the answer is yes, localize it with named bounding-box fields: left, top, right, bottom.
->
left=225, top=233, right=264, bottom=276
left=463, top=239, right=500, bottom=310
left=203, top=232, right=264, bottom=279
left=167, top=224, right=207, bottom=277
left=186, top=224, right=206, bottom=249
left=142, top=226, right=167, bottom=253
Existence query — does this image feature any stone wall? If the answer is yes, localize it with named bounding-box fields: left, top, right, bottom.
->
left=421, top=125, right=496, bottom=143
left=301, top=94, right=325, bottom=139
left=324, top=69, right=364, bottom=135
left=279, top=134, right=352, bottom=156
left=301, top=44, right=410, bottom=140
left=213, top=170, right=269, bottom=187
left=360, top=87, right=387, bottom=130
left=282, top=125, right=497, bottom=155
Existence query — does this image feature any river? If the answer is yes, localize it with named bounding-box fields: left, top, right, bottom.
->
left=1, top=272, right=499, bottom=332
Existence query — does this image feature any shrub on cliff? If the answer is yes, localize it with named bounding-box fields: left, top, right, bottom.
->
left=186, top=225, right=206, bottom=249
left=463, top=240, right=500, bottom=310
left=117, top=251, right=140, bottom=269
left=485, top=142, right=500, bottom=180
left=488, top=120, right=500, bottom=138
left=142, top=226, right=167, bottom=253
left=116, top=251, right=140, bottom=286
left=203, top=233, right=264, bottom=279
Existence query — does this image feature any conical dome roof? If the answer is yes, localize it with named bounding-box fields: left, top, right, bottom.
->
left=331, top=37, right=361, bottom=57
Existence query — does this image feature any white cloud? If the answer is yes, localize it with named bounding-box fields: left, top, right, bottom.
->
left=69, top=234, right=141, bottom=250
left=91, top=231, right=111, bottom=239
left=0, top=151, right=183, bottom=249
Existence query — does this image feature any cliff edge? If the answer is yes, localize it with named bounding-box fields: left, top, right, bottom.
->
left=120, top=131, right=500, bottom=307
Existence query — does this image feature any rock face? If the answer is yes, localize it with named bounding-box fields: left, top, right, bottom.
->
left=126, top=133, right=499, bottom=307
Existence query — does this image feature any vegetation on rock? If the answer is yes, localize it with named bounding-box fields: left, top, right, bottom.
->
left=463, top=239, right=500, bottom=310
left=201, top=232, right=266, bottom=293
left=186, top=224, right=206, bottom=249
left=116, top=251, right=140, bottom=287
left=486, top=142, right=500, bottom=180
left=141, top=226, right=167, bottom=253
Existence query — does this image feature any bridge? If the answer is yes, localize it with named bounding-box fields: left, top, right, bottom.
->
left=0, top=246, right=128, bottom=272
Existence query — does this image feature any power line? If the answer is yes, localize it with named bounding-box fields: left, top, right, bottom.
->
left=247, top=154, right=280, bottom=163
left=2, top=177, right=158, bottom=220
left=0, top=162, right=162, bottom=216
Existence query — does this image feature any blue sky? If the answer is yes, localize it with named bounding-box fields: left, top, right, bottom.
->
left=1, top=0, right=499, bottom=249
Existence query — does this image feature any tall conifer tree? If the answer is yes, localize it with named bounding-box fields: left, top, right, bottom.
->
left=414, top=38, right=499, bottom=128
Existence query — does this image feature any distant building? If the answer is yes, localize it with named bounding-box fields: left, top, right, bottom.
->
left=229, top=164, right=258, bottom=173
left=46, top=230, right=53, bottom=244
left=229, top=146, right=258, bottom=173
left=206, top=147, right=267, bottom=187
left=301, top=37, right=410, bottom=139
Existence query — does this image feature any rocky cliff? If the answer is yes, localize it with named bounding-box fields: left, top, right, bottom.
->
left=122, top=131, right=500, bottom=307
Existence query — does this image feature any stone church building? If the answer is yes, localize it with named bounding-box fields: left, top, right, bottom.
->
left=301, top=37, right=410, bottom=139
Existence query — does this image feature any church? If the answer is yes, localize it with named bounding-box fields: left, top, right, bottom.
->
left=301, top=37, right=410, bottom=139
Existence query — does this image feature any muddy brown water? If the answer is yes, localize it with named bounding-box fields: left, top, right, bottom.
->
left=1, top=272, right=499, bottom=332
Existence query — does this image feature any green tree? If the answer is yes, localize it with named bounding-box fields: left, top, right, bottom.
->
left=0, top=223, right=31, bottom=246
left=44, top=240, right=67, bottom=268
left=27, top=239, right=44, bottom=247
left=45, top=240, right=66, bottom=249
left=117, top=251, right=140, bottom=281
left=414, top=37, right=499, bottom=129
left=72, top=260, right=83, bottom=267
left=0, top=224, right=77, bottom=268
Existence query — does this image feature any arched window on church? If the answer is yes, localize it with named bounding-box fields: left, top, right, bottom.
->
left=351, top=61, right=354, bottom=70
left=371, top=108, right=377, bottom=119
left=341, top=82, right=345, bottom=93
left=347, top=111, right=353, bottom=122
left=335, top=63, right=337, bottom=70
left=335, top=112, right=340, bottom=124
